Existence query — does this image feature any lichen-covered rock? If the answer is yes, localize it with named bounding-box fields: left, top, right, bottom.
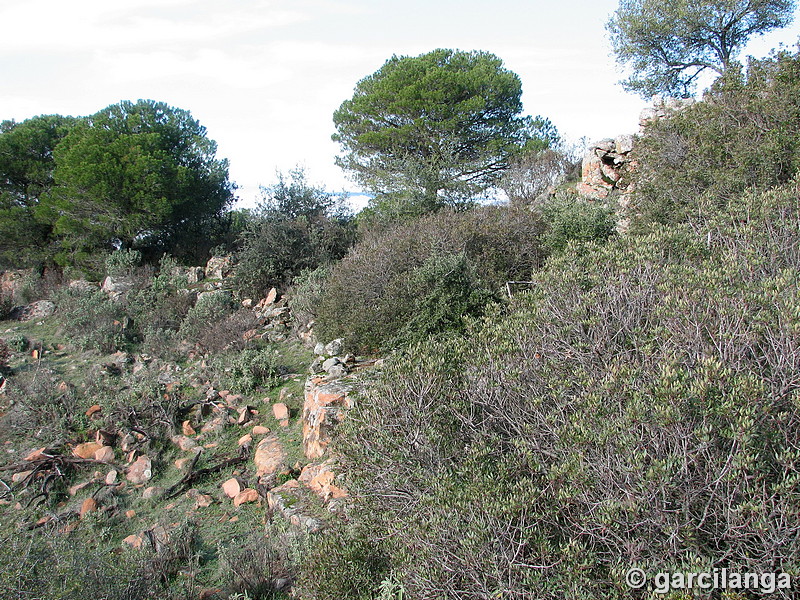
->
left=126, top=455, right=153, bottom=485
left=254, top=434, right=288, bottom=481
left=204, top=255, right=233, bottom=280
left=302, top=379, right=354, bottom=460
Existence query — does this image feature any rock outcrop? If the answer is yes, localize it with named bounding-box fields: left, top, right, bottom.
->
left=576, top=97, right=696, bottom=205
left=576, top=135, right=636, bottom=200
left=302, top=378, right=354, bottom=460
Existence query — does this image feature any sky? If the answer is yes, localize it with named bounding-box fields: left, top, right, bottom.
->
left=2, top=0, right=799, bottom=208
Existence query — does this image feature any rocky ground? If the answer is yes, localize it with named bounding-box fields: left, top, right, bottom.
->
left=0, top=266, right=370, bottom=599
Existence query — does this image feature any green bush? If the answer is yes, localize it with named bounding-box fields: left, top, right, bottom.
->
left=298, top=528, right=389, bottom=600
left=3, top=332, right=28, bottom=352
left=306, top=183, right=800, bottom=599
left=52, top=286, right=126, bottom=353
left=124, top=255, right=194, bottom=335
left=212, top=346, right=282, bottom=393
left=0, top=521, right=198, bottom=600
left=0, top=290, right=13, bottom=320
left=288, top=265, right=330, bottom=330
left=104, top=248, right=142, bottom=277
left=231, top=169, right=355, bottom=298
left=0, top=366, right=83, bottom=445
left=178, top=290, right=234, bottom=344
left=215, top=522, right=306, bottom=599
left=316, top=204, right=545, bottom=352
left=631, top=48, right=800, bottom=227
left=541, top=194, right=617, bottom=255
left=0, top=339, right=9, bottom=373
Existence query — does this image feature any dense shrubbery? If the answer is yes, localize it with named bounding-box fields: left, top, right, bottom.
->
left=52, top=286, right=127, bottom=353
left=303, top=183, right=800, bottom=599
left=632, top=48, right=800, bottom=226
left=316, top=204, right=547, bottom=352
left=540, top=193, right=617, bottom=255
left=0, top=521, right=199, bottom=600
left=211, top=346, right=282, bottom=393
left=231, top=169, right=355, bottom=299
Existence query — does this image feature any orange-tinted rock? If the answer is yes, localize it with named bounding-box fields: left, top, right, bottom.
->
left=24, top=447, right=47, bottom=461
left=122, top=534, right=143, bottom=549
left=171, top=435, right=198, bottom=452
left=182, top=420, right=196, bottom=436
left=302, top=380, right=353, bottom=460
left=126, top=455, right=152, bottom=485
left=221, top=477, right=241, bottom=498
left=142, top=486, right=161, bottom=499
left=79, top=497, right=98, bottom=518
left=94, top=446, right=115, bottom=463
left=299, top=460, right=347, bottom=501
left=125, top=509, right=136, bottom=519
left=68, top=480, right=94, bottom=496
left=238, top=433, right=252, bottom=447
left=85, top=405, right=102, bottom=417
left=186, top=488, right=213, bottom=508
left=233, top=488, right=259, bottom=507
left=73, top=442, right=103, bottom=459
left=272, top=403, right=289, bottom=421
left=252, top=425, right=270, bottom=436
left=254, top=434, right=287, bottom=480
left=237, top=406, right=253, bottom=425
left=174, top=457, right=193, bottom=470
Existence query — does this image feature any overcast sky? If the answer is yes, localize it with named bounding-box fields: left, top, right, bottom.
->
left=2, top=0, right=798, bottom=207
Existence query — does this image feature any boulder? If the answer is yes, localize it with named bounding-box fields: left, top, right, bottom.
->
left=299, top=460, right=347, bottom=502
left=233, top=488, right=260, bottom=507
left=272, top=403, right=289, bottom=421
left=101, top=275, right=134, bottom=298
left=186, top=266, right=205, bottom=284
left=303, top=379, right=354, bottom=460
left=79, top=497, right=98, bottom=518
left=222, top=477, right=242, bottom=498
left=204, top=255, right=233, bottom=280
left=186, top=488, right=213, bottom=508
left=267, top=479, right=322, bottom=532
left=171, top=435, right=199, bottom=452
left=254, top=434, right=288, bottom=481
left=14, top=300, right=56, bottom=321
left=324, top=338, right=343, bottom=356
left=94, top=446, right=115, bottom=463
left=126, top=455, right=153, bottom=485
left=24, top=447, right=48, bottom=461
left=73, top=442, right=103, bottom=460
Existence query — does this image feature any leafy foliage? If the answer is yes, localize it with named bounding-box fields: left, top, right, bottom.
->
left=310, top=182, right=800, bottom=599
left=607, top=0, right=797, bottom=97
left=333, top=49, right=557, bottom=217
left=37, top=100, right=234, bottom=268
left=52, top=286, right=127, bottom=353
left=178, top=290, right=235, bottom=346
left=316, top=204, right=546, bottom=352
left=0, top=115, right=77, bottom=267
left=631, top=49, right=800, bottom=226
left=231, top=169, right=355, bottom=298
left=540, top=194, right=617, bottom=255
